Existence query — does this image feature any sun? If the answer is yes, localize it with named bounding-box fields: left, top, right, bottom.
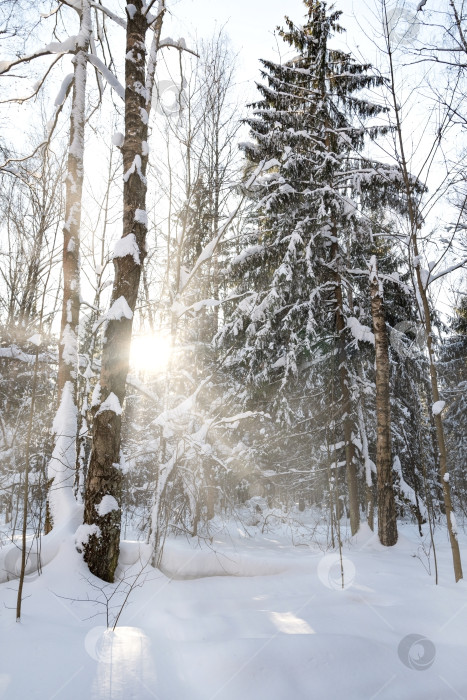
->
left=130, top=333, right=172, bottom=374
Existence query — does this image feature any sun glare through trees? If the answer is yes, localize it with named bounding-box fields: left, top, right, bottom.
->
left=130, top=333, right=172, bottom=374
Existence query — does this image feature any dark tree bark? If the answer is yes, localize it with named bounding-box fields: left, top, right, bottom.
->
left=369, top=256, right=398, bottom=547
left=83, top=0, right=165, bottom=582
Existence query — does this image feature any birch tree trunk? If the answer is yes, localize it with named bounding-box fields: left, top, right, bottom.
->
left=369, top=256, right=397, bottom=546
left=45, top=0, right=91, bottom=533
left=83, top=0, right=165, bottom=582
left=356, top=374, right=374, bottom=531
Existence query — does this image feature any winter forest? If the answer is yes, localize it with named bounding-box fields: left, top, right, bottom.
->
left=0, top=0, right=466, bottom=698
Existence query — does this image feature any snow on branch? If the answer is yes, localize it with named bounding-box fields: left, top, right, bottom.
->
left=214, top=412, right=259, bottom=426
left=432, top=400, right=446, bottom=416
left=90, top=1, right=127, bottom=28
left=143, top=0, right=162, bottom=18
left=427, top=257, right=467, bottom=285
left=0, top=346, right=52, bottom=364
left=58, top=0, right=82, bottom=11
left=54, top=73, right=74, bottom=107
left=347, top=317, right=375, bottom=346
left=123, top=154, right=146, bottom=184
left=75, top=524, right=101, bottom=551
left=229, top=245, right=264, bottom=267
left=95, top=494, right=119, bottom=516
left=106, top=296, right=134, bottom=322
left=346, top=267, right=411, bottom=294
left=87, top=53, right=124, bottom=100
left=244, top=158, right=269, bottom=190
left=152, top=385, right=203, bottom=431
left=96, top=392, right=123, bottom=416
left=113, top=233, right=141, bottom=265
left=172, top=291, right=259, bottom=320
left=0, top=36, right=77, bottom=75
left=92, top=296, right=133, bottom=332
left=158, top=36, right=199, bottom=57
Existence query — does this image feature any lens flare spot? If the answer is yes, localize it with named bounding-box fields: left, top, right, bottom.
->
left=130, top=333, right=171, bottom=374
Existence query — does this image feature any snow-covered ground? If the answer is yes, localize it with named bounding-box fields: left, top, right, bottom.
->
left=1, top=516, right=466, bottom=700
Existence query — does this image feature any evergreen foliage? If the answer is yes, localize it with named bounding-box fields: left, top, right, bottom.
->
left=218, top=0, right=421, bottom=528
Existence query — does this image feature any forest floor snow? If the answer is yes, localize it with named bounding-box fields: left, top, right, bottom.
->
left=0, top=517, right=467, bottom=700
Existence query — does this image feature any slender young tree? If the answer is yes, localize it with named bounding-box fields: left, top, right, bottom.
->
left=381, top=0, right=463, bottom=581
left=442, top=294, right=467, bottom=511
left=45, top=0, right=92, bottom=533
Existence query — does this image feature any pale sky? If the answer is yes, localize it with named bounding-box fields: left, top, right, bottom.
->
left=165, top=0, right=361, bottom=93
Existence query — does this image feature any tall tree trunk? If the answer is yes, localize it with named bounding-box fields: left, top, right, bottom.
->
left=75, top=149, right=115, bottom=500
left=369, top=256, right=397, bottom=546
left=83, top=1, right=165, bottom=582
left=410, top=250, right=462, bottom=578
left=45, top=1, right=91, bottom=533
left=330, top=237, right=360, bottom=535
